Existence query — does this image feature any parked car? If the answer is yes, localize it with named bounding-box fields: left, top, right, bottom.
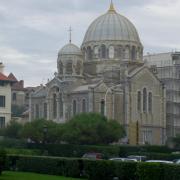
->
left=109, top=157, right=137, bottom=162
left=127, top=155, right=147, bottom=162
left=82, top=153, right=103, bottom=160
left=173, top=159, right=180, bottom=164
left=146, top=160, right=173, bottom=164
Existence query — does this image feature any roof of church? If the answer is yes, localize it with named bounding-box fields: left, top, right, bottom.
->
left=59, top=43, right=82, bottom=56
left=72, top=83, right=99, bottom=92
left=82, top=2, right=141, bottom=45
left=32, top=86, right=46, bottom=98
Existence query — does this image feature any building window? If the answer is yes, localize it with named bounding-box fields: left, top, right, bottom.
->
left=35, top=104, right=39, bottom=118
left=100, top=99, right=105, bottom=116
left=137, top=91, right=141, bottom=112
left=44, top=103, right=47, bottom=118
left=87, top=46, right=92, bottom=60
left=59, top=61, right=63, bottom=75
left=124, top=47, right=130, bottom=59
left=100, top=45, right=106, bottom=59
left=66, top=61, right=72, bottom=74
left=0, top=96, right=5, bottom=107
left=148, top=92, right=152, bottom=113
left=115, top=45, right=122, bottom=59
left=82, top=99, right=86, bottom=113
left=60, top=93, right=63, bottom=118
left=12, top=93, right=17, bottom=101
left=73, top=100, right=77, bottom=115
left=109, top=46, right=114, bottom=59
left=131, top=46, right=136, bottom=61
left=0, top=117, right=5, bottom=128
left=143, top=88, right=147, bottom=112
left=94, top=46, right=99, bottom=58
left=53, top=94, right=57, bottom=119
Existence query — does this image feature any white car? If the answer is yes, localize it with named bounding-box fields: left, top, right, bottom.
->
left=146, top=160, right=173, bottom=164
left=109, top=158, right=137, bottom=162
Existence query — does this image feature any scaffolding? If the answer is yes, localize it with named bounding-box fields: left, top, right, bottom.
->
left=145, top=52, right=180, bottom=137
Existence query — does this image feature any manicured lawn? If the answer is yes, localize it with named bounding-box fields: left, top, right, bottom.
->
left=0, top=171, right=83, bottom=180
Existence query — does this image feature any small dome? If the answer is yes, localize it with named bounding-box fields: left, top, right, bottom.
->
left=59, top=43, right=82, bottom=55
left=82, top=4, right=141, bottom=46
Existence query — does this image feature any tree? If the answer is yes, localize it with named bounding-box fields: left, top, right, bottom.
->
left=62, top=113, right=125, bottom=145
left=20, top=119, right=62, bottom=143
left=171, top=135, right=180, bottom=148
left=1, top=121, right=23, bottom=139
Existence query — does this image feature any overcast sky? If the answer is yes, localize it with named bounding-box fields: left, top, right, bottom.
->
left=0, top=0, right=180, bottom=86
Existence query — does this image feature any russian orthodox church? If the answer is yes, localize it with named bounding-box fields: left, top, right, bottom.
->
left=30, top=2, right=166, bottom=145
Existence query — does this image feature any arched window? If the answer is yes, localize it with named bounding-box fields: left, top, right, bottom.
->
left=124, top=46, right=130, bottom=59
left=75, top=61, right=81, bottom=75
left=94, top=46, right=99, bottom=58
left=100, top=45, right=106, bottom=59
left=66, top=61, right=72, bottom=74
left=82, top=99, right=86, bottom=113
left=53, top=94, right=57, bottom=118
left=148, top=92, right=152, bottom=113
left=109, top=46, right=114, bottom=59
left=143, top=88, right=147, bottom=112
left=44, top=103, right=47, bottom=118
left=60, top=93, right=63, bottom=118
left=58, top=61, right=63, bottom=75
left=100, top=99, right=105, bottom=116
left=35, top=104, right=39, bottom=118
left=115, top=45, right=122, bottom=59
left=87, top=46, right=92, bottom=60
left=132, top=46, right=136, bottom=61
left=73, top=100, right=77, bottom=115
left=137, top=91, right=141, bottom=112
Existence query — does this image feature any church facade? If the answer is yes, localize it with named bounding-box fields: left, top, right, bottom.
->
left=29, top=2, right=166, bottom=145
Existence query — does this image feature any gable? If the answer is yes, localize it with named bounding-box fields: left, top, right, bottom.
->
left=130, top=67, right=161, bottom=86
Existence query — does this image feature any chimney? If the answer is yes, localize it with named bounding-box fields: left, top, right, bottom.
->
left=0, top=63, right=5, bottom=73
left=19, top=80, right=24, bottom=88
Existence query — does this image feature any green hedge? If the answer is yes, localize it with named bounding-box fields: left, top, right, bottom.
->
left=5, top=155, right=180, bottom=180
left=137, top=163, right=180, bottom=180
left=28, top=143, right=175, bottom=158
left=0, top=149, right=6, bottom=175
left=6, top=155, right=81, bottom=178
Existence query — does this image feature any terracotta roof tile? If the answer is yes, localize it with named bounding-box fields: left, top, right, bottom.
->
left=8, top=73, right=18, bottom=82
left=0, top=73, right=12, bottom=81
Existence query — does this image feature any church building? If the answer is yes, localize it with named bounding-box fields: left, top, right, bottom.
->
left=29, top=2, right=166, bottom=145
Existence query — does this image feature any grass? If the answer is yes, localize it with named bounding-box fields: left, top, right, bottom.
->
left=0, top=171, right=83, bottom=180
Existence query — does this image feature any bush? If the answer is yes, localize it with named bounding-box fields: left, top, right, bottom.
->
left=0, top=149, right=6, bottom=175
left=114, top=162, right=137, bottom=180
left=29, top=143, right=120, bottom=159
left=6, top=155, right=81, bottom=178
left=137, top=163, right=164, bottom=180
left=5, top=155, right=180, bottom=180
left=83, top=160, right=115, bottom=180
left=137, top=163, right=180, bottom=180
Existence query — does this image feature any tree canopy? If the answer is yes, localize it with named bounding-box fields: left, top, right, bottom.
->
left=2, top=113, right=125, bottom=145
left=62, top=113, right=125, bottom=145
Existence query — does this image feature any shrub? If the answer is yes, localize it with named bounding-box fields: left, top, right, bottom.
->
left=137, top=163, right=164, bottom=180
left=0, top=149, right=6, bottom=175
left=83, top=160, right=115, bottom=180
left=6, top=155, right=81, bottom=178
left=114, top=162, right=137, bottom=180
left=5, top=155, right=180, bottom=180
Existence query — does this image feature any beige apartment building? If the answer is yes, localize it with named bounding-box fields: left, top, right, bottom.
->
left=0, top=63, right=12, bottom=128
